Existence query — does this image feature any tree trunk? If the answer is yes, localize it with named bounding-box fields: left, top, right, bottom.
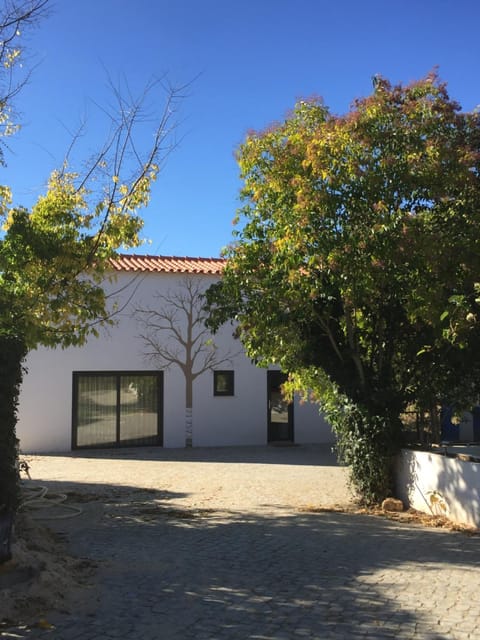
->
left=429, top=401, right=441, bottom=443
left=185, top=375, right=193, bottom=447
left=0, top=335, right=27, bottom=564
left=185, top=407, right=193, bottom=447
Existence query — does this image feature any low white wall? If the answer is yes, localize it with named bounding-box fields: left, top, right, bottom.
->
left=395, top=448, right=480, bottom=528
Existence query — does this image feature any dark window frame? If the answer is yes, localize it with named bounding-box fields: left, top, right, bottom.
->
left=72, top=370, right=163, bottom=449
left=213, top=370, right=235, bottom=397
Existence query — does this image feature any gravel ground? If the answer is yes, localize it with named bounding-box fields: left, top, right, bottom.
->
left=21, top=443, right=354, bottom=514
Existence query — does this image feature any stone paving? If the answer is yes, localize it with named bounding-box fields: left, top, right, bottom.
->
left=3, top=445, right=480, bottom=639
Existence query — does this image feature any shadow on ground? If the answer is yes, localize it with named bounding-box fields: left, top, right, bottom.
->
left=31, top=443, right=341, bottom=467
left=9, top=478, right=479, bottom=640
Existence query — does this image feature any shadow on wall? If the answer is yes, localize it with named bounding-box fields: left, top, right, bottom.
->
left=395, top=448, right=480, bottom=528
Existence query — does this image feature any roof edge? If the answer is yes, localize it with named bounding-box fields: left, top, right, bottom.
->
left=108, top=253, right=226, bottom=275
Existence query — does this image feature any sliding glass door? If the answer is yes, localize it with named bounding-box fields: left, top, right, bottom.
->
left=73, top=372, right=163, bottom=449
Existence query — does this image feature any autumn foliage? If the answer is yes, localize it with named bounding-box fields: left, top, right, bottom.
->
left=207, top=73, right=480, bottom=503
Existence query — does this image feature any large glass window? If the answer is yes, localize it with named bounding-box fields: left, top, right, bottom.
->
left=73, top=372, right=163, bottom=449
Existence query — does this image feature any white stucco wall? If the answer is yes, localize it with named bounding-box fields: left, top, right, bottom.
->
left=395, top=448, right=480, bottom=528
left=17, top=270, right=334, bottom=452
left=292, top=398, right=332, bottom=444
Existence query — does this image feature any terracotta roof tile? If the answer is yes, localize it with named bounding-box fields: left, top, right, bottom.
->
left=109, top=254, right=226, bottom=275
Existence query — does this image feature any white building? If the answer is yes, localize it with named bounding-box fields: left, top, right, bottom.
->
left=17, top=255, right=334, bottom=452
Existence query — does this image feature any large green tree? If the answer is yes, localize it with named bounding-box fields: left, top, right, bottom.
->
left=207, top=73, right=480, bottom=503
left=0, top=0, right=182, bottom=557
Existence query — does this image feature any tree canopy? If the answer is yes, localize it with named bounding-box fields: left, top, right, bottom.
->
left=0, top=0, right=183, bottom=528
left=206, top=73, right=480, bottom=502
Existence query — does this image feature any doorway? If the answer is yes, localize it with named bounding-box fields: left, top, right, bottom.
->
left=267, top=371, right=294, bottom=443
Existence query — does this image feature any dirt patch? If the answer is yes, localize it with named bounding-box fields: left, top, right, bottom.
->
left=0, top=512, right=96, bottom=630
left=300, top=504, right=480, bottom=535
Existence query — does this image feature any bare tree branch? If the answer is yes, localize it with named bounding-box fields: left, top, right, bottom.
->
left=0, top=0, right=50, bottom=160
left=136, top=275, right=240, bottom=383
left=39, top=76, right=190, bottom=302
left=135, top=275, right=241, bottom=446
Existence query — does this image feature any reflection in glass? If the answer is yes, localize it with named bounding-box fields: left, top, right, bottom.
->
left=214, top=370, right=234, bottom=396
left=74, top=373, right=160, bottom=448
left=120, top=375, right=158, bottom=443
left=76, top=376, right=117, bottom=447
left=270, top=390, right=289, bottom=423
left=268, top=371, right=292, bottom=442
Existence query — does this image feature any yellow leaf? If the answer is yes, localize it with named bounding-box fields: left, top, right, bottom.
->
left=35, top=619, right=54, bottom=630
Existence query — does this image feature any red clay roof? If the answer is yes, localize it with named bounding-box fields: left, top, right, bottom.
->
left=109, top=254, right=226, bottom=275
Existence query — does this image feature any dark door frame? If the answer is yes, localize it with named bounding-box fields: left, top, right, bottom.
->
left=72, top=370, right=164, bottom=449
left=267, top=370, right=294, bottom=443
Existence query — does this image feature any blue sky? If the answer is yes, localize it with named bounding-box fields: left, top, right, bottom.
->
left=3, top=0, right=480, bottom=257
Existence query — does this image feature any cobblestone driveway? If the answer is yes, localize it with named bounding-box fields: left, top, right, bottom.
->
left=6, top=445, right=480, bottom=639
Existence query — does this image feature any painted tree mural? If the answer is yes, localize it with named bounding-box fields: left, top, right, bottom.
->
left=136, top=276, right=237, bottom=446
